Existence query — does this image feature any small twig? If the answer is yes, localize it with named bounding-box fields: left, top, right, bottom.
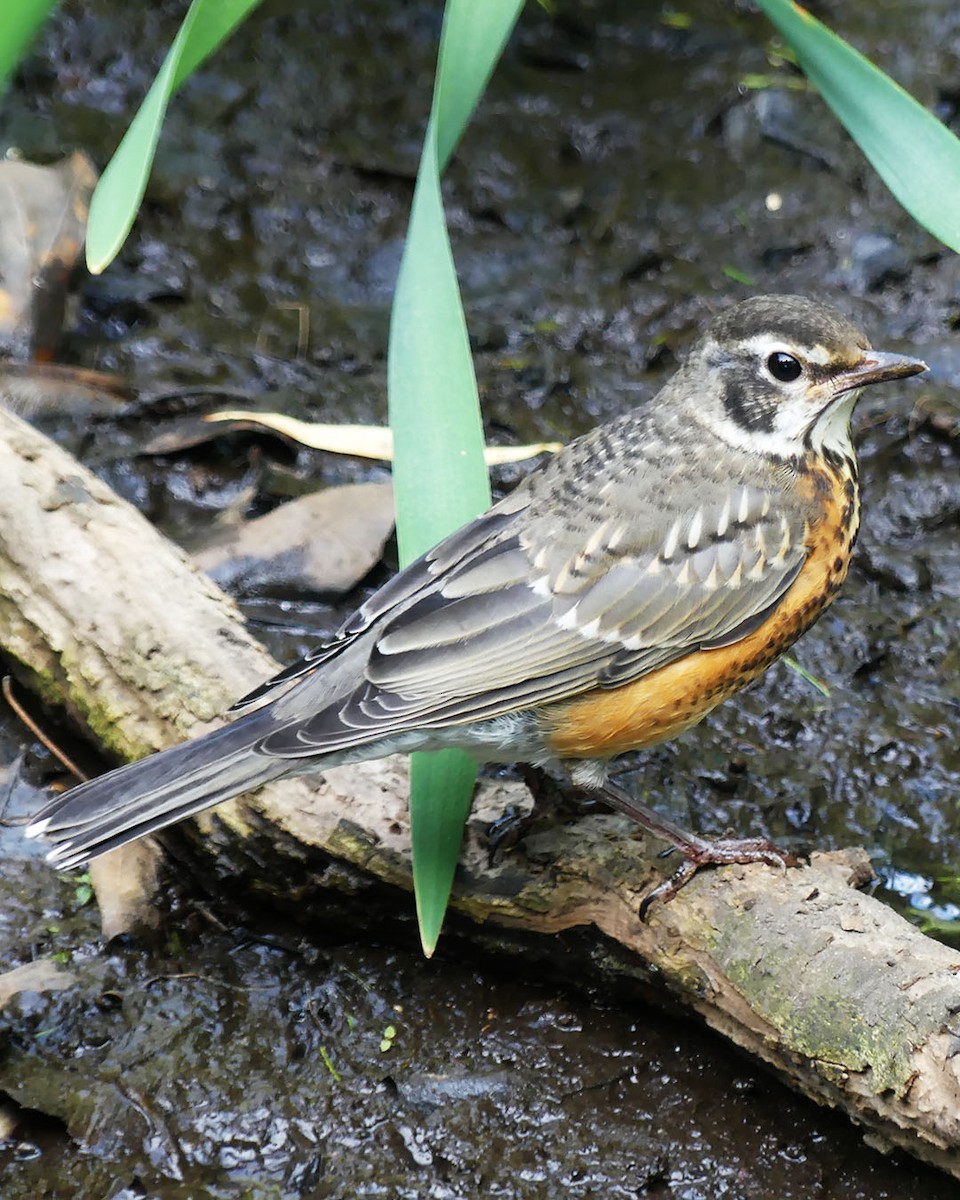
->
left=254, top=300, right=310, bottom=359
left=1, top=675, right=89, bottom=781
left=143, top=971, right=278, bottom=993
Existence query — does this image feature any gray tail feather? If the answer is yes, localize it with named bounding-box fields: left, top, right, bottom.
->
left=26, top=709, right=289, bottom=869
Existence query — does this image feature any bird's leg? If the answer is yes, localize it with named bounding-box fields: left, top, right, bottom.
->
left=487, top=764, right=584, bottom=865
left=593, top=778, right=802, bottom=916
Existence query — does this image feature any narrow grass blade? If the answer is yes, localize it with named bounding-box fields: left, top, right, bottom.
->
left=86, top=0, right=262, bottom=274
left=757, top=0, right=960, bottom=253
left=389, top=0, right=523, bottom=956
left=782, top=655, right=831, bottom=698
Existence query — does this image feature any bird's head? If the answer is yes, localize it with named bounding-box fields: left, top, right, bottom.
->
left=683, top=295, right=926, bottom=459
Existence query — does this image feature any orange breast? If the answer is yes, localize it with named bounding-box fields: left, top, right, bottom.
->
left=544, top=461, right=858, bottom=761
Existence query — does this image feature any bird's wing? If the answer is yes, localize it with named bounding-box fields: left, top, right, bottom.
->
left=254, top=439, right=810, bottom=757
left=230, top=498, right=529, bottom=709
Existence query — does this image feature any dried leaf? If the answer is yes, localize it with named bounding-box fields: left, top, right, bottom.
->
left=204, top=409, right=562, bottom=465
left=140, top=414, right=242, bottom=456
left=0, top=362, right=130, bottom=421
left=0, top=958, right=77, bottom=1008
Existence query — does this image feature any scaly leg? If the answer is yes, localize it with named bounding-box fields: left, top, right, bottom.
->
left=594, top=779, right=801, bottom=917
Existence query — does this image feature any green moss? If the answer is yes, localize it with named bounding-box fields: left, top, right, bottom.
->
left=700, top=925, right=917, bottom=1093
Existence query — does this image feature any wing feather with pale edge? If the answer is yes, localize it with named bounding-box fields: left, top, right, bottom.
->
left=253, top=466, right=809, bottom=758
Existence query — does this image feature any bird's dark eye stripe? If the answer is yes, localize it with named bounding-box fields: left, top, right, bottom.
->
left=767, top=351, right=803, bottom=382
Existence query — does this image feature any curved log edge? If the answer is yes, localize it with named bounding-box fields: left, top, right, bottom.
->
left=2, top=406, right=959, bottom=1179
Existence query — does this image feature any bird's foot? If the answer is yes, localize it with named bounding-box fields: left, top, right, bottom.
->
left=487, top=764, right=582, bottom=866
left=486, top=804, right=532, bottom=865
left=637, top=834, right=801, bottom=918
left=589, top=778, right=802, bottom=917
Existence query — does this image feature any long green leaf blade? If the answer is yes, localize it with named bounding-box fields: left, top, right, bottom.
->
left=409, top=750, right=477, bottom=954
left=389, top=140, right=488, bottom=563
left=757, top=0, right=960, bottom=253
left=0, top=0, right=58, bottom=94
left=389, top=0, right=523, bottom=956
left=432, top=5, right=523, bottom=172
left=86, top=0, right=262, bottom=274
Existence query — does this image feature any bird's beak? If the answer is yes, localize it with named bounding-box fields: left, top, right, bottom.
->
left=833, top=350, right=928, bottom=395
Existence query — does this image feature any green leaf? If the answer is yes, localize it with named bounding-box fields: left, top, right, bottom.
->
left=756, top=0, right=960, bottom=253
left=721, top=265, right=755, bottom=285
left=388, top=0, right=523, bottom=956
left=408, top=750, right=477, bottom=956
left=782, top=654, right=831, bottom=698
left=85, top=0, right=262, bottom=274
left=318, top=1046, right=341, bottom=1082
left=0, top=0, right=57, bottom=94
left=431, top=5, right=522, bottom=173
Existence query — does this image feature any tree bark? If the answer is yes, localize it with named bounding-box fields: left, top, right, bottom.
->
left=2, top=405, right=959, bottom=1179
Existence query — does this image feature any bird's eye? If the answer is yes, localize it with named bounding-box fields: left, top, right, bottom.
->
left=766, top=351, right=803, bottom=382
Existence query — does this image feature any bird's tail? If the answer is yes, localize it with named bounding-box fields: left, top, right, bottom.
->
left=26, top=708, right=289, bottom=869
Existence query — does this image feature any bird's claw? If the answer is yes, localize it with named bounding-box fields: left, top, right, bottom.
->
left=486, top=804, right=531, bottom=867
left=638, top=834, right=803, bottom=919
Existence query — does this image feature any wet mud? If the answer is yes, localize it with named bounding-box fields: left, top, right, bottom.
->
left=1, top=1, right=958, bottom=1195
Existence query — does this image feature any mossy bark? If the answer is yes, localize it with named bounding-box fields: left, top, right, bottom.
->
left=2, top=406, right=960, bottom=1178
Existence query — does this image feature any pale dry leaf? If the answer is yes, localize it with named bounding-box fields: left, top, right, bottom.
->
left=204, top=410, right=562, bottom=464
left=0, top=362, right=130, bottom=421
left=0, top=958, right=78, bottom=1008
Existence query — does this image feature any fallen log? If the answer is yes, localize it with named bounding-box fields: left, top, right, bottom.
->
left=1, top=404, right=959, bottom=1178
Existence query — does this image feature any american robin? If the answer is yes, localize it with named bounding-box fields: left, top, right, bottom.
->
left=27, top=295, right=926, bottom=904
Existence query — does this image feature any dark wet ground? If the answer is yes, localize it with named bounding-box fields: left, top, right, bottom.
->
left=1, top=0, right=959, bottom=1195
left=1, top=867, right=958, bottom=1200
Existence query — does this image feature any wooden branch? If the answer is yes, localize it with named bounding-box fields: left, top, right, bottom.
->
left=2, top=405, right=960, bottom=1179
